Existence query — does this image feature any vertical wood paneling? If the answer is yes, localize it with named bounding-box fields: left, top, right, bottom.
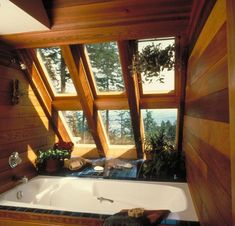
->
left=0, top=49, right=58, bottom=194
left=183, top=1, right=232, bottom=225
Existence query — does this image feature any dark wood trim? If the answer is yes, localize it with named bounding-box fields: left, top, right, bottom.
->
left=118, top=40, right=144, bottom=158
left=177, top=40, right=188, bottom=152
left=0, top=209, right=103, bottom=226
left=187, top=0, right=216, bottom=55
left=0, top=48, right=20, bottom=69
left=185, top=88, right=229, bottom=123
left=226, top=0, right=235, bottom=224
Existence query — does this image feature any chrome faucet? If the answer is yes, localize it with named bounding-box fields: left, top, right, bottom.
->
left=19, top=176, right=28, bottom=184
left=12, top=175, right=28, bottom=184
left=97, top=197, right=114, bottom=203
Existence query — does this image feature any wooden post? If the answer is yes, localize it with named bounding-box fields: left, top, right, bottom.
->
left=118, top=41, right=144, bottom=158
left=62, top=45, right=108, bottom=157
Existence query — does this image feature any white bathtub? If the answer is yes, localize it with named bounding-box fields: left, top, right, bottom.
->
left=0, top=176, right=198, bottom=221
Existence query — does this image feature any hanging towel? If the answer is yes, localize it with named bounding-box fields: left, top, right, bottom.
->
left=103, top=209, right=170, bottom=226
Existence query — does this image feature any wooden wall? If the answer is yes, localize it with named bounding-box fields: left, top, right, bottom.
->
left=0, top=47, right=58, bottom=193
left=183, top=0, right=232, bottom=225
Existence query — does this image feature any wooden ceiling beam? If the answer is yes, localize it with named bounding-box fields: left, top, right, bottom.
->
left=52, top=99, right=82, bottom=111
left=16, top=49, right=71, bottom=142
left=140, top=96, right=179, bottom=109
left=0, top=19, right=188, bottom=49
left=95, top=96, right=129, bottom=110
left=118, top=40, right=144, bottom=159
left=61, top=45, right=108, bottom=157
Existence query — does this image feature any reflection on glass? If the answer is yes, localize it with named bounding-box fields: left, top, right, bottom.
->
left=86, top=42, right=125, bottom=93
left=37, top=47, right=76, bottom=94
left=138, top=38, right=175, bottom=94
left=142, top=109, right=177, bottom=144
left=99, top=110, right=134, bottom=145
left=61, top=111, right=94, bottom=145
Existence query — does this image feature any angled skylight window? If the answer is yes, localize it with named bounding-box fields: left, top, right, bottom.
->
left=37, top=47, right=76, bottom=95
left=142, top=109, right=177, bottom=145
left=86, top=42, right=125, bottom=93
left=138, top=38, right=175, bottom=94
left=99, top=110, right=134, bottom=145
left=61, top=111, right=94, bottom=145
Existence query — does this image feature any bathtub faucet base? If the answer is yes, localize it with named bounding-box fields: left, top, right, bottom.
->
left=97, top=197, right=114, bottom=203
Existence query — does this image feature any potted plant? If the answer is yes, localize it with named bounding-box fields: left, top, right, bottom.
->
left=139, top=129, right=185, bottom=181
left=35, top=149, right=71, bottom=173
left=131, top=42, right=175, bottom=83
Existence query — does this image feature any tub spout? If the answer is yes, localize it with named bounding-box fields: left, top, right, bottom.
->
left=97, top=197, right=114, bottom=203
left=12, top=175, right=28, bottom=184
left=20, top=176, right=28, bottom=184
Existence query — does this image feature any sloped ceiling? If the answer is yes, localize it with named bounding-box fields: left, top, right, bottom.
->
left=0, top=0, right=50, bottom=35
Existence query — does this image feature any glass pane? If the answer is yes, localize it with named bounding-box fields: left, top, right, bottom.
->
left=99, top=110, right=134, bottom=145
left=142, top=109, right=177, bottom=145
left=61, top=111, right=94, bottom=145
left=86, top=42, right=125, bottom=93
left=37, top=47, right=76, bottom=94
left=138, top=38, right=175, bottom=94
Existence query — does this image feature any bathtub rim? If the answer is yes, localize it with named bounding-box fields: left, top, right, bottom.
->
left=0, top=175, right=198, bottom=222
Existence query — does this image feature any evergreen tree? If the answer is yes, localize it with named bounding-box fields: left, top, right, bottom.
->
left=86, top=42, right=124, bottom=92
left=86, top=42, right=127, bottom=142
left=144, top=110, right=158, bottom=136
left=37, top=47, right=73, bottom=93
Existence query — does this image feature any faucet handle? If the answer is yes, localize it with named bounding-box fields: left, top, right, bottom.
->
left=9, top=152, right=22, bottom=168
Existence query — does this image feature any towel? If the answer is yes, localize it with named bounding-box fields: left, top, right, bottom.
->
left=64, top=157, right=86, bottom=171
left=103, top=209, right=170, bottom=226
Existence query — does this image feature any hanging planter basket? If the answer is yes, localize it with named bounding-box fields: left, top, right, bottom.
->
left=131, top=42, right=175, bottom=83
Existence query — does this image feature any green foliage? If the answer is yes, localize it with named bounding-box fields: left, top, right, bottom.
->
left=140, top=116, right=185, bottom=180
left=35, top=149, right=71, bottom=170
left=132, top=43, right=175, bottom=83
left=142, top=130, right=181, bottom=179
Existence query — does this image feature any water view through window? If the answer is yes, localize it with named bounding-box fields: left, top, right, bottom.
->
left=142, top=109, right=177, bottom=145
left=61, top=111, right=94, bottom=145
left=99, top=110, right=134, bottom=145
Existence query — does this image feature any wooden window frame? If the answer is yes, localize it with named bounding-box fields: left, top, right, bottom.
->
left=29, top=35, right=183, bottom=158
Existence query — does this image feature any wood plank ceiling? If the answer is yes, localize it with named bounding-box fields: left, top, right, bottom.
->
left=0, top=0, right=213, bottom=158
left=0, top=0, right=194, bottom=49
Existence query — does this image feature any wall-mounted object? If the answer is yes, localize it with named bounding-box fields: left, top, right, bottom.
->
left=9, top=152, right=22, bottom=168
left=11, top=79, right=19, bottom=105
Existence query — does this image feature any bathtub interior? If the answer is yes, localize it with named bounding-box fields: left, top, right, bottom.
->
left=0, top=176, right=198, bottom=222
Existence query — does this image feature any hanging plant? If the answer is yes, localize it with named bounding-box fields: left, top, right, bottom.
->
left=131, top=43, right=175, bottom=83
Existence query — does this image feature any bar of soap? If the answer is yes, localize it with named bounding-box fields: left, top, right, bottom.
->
left=94, top=166, right=104, bottom=172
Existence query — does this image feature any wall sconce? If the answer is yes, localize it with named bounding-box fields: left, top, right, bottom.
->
left=11, top=79, right=20, bottom=105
